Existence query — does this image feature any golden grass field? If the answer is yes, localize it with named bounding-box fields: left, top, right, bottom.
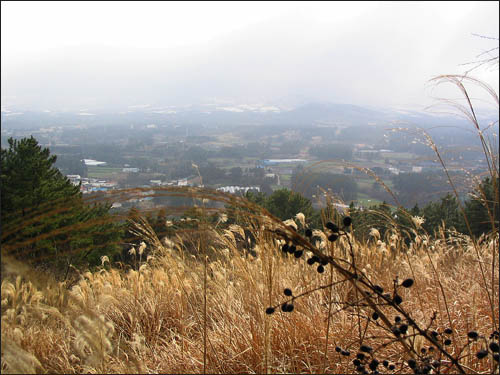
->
left=1, top=208, right=498, bottom=374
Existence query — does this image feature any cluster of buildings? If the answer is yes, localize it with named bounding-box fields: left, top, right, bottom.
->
left=66, top=175, right=117, bottom=193
left=217, top=186, right=260, bottom=194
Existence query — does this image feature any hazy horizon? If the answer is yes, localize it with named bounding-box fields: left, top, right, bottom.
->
left=2, top=1, right=499, bottom=112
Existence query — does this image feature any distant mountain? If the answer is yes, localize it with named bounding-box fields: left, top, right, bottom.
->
left=1, top=101, right=491, bottom=131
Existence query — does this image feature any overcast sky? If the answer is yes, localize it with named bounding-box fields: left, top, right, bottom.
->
left=1, top=1, right=498, bottom=111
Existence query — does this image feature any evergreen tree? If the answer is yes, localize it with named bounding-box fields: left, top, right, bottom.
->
left=464, top=177, right=499, bottom=237
left=1, top=137, right=123, bottom=271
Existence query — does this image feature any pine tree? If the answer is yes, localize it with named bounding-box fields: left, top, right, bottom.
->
left=1, top=137, right=123, bottom=271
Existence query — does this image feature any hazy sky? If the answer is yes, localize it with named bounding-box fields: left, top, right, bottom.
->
left=1, top=1, right=499, bottom=111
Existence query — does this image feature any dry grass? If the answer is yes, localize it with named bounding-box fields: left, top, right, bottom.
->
left=1, top=212, right=498, bottom=374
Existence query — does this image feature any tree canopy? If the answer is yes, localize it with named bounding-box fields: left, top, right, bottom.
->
left=1, top=136, right=123, bottom=272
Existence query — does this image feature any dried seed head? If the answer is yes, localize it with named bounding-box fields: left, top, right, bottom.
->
left=395, top=316, right=401, bottom=323
left=408, top=359, right=417, bottom=369
left=399, top=324, right=408, bottom=335
left=341, top=350, right=351, bottom=356
left=360, top=345, right=372, bottom=353
left=343, top=216, right=352, bottom=227
left=476, top=349, right=488, bottom=359
left=468, top=331, right=479, bottom=340
left=335, top=346, right=342, bottom=353
left=307, top=257, right=316, bottom=265
left=355, top=365, right=365, bottom=373
left=421, top=364, right=432, bottom=374
left=265, top=307, right=275, bottom=315
left=391, top=326, right=401, bottom=336
left=369, top=359, right=379, bottom=371
left=317, top=265, right=325, bottom=273
left=382, top=360, right=389, bottom=367
left=284, top=288, right=293, bottom=296
left=393, top=294, right=403, bottom=305
left=353, top=359, right=361, bottom=366
left=388, top=364, right=395, bottom=371
left=372, top=312, right=379, bottom=320
left=294, top=249, right=303, bottom=258
left=489, top=342, right=499, bottom=353
left=373, top=285, right=384, bottom=294
left=444, top=328, right=453, bottom=334
left=328, top=233, right=339, bottom=242
left=444, top=339, right=452, bottom=346
left=282, top=244, right=289, bottom=253
left=356, top=353, right=365, bottom=360
left=401, top=278, right=414, bottom=288
left=326, top=222, right=339, bottom=232
left=286, top=303, right=294, bottom=312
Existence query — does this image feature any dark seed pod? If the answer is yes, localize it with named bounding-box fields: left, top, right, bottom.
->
left=369, top=359, right=379, bottom=371
left=493, top=353, right=499, bottom=362
left=476, top=349, right=488, bottom=359
left=430, top=330, right=439, bottom=338
left=307, top=257, right=316, bottom=265
left=444, top=328, right=453, bottom=334
left=391, top=326, right=401, bottom=336
left=468, top=331, right=479, bottom=340
left=408, top=359, right=417, bottom=369
left=356, top=353, right=365, bottom=360
left=288, top=245, right=296, bottom=254
left=382, top=360, right=389, bottom=368
left=312, top=255, right=320, bottom=263
left=490, top=342, right=499, bottom=353
left=282, top=244, right=289, bottom=253
left=432, top=360, right=441, bottom=368
left=388, top=364, right=395, bottom=371
left=265, top=307, right=275, bottom=315
left=421, top=364, right=432, bottom=374
left=343, top=216, right=352, bottom=227
left=341, top=350, right=351, bottom=356
left=353, top=359, right=361, bottom=366
left=399, top=324, right=408, bottom=335
left=383, top=293, right=391, bottom=300
left=355, top=365, right=365, bottom=373
left=281, top=303, right=289, bottom=312
left=444, top=339, right=452, bottom=346
left=285, top=303, right=294, bottom=312
left=401, top=278, right=414, bottom=288
left=305, top=228, right=313, bottom=237
left=326, top=222, right=339, bottom=232
left=360, top=345, right=372, bottom=353
left=284, top=288, right=293, bottom=296
left=294, top=250, right=303, bottom=258
left=328, top=233, right=339, bottom=242
left=420, top=348, right=426, bottom=354
left=335, top=346, right=342, bottom=353
left=371, top=312, right=379, bottom=320
left=320, top=258, right=328, bottom=266
left=393, top=294, right=403, bottom=305
left=395, top=316, right=401, bottom=323
left=373, top=285, right=384, bottom=294
left=317, top=265, right=325, bottom=273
